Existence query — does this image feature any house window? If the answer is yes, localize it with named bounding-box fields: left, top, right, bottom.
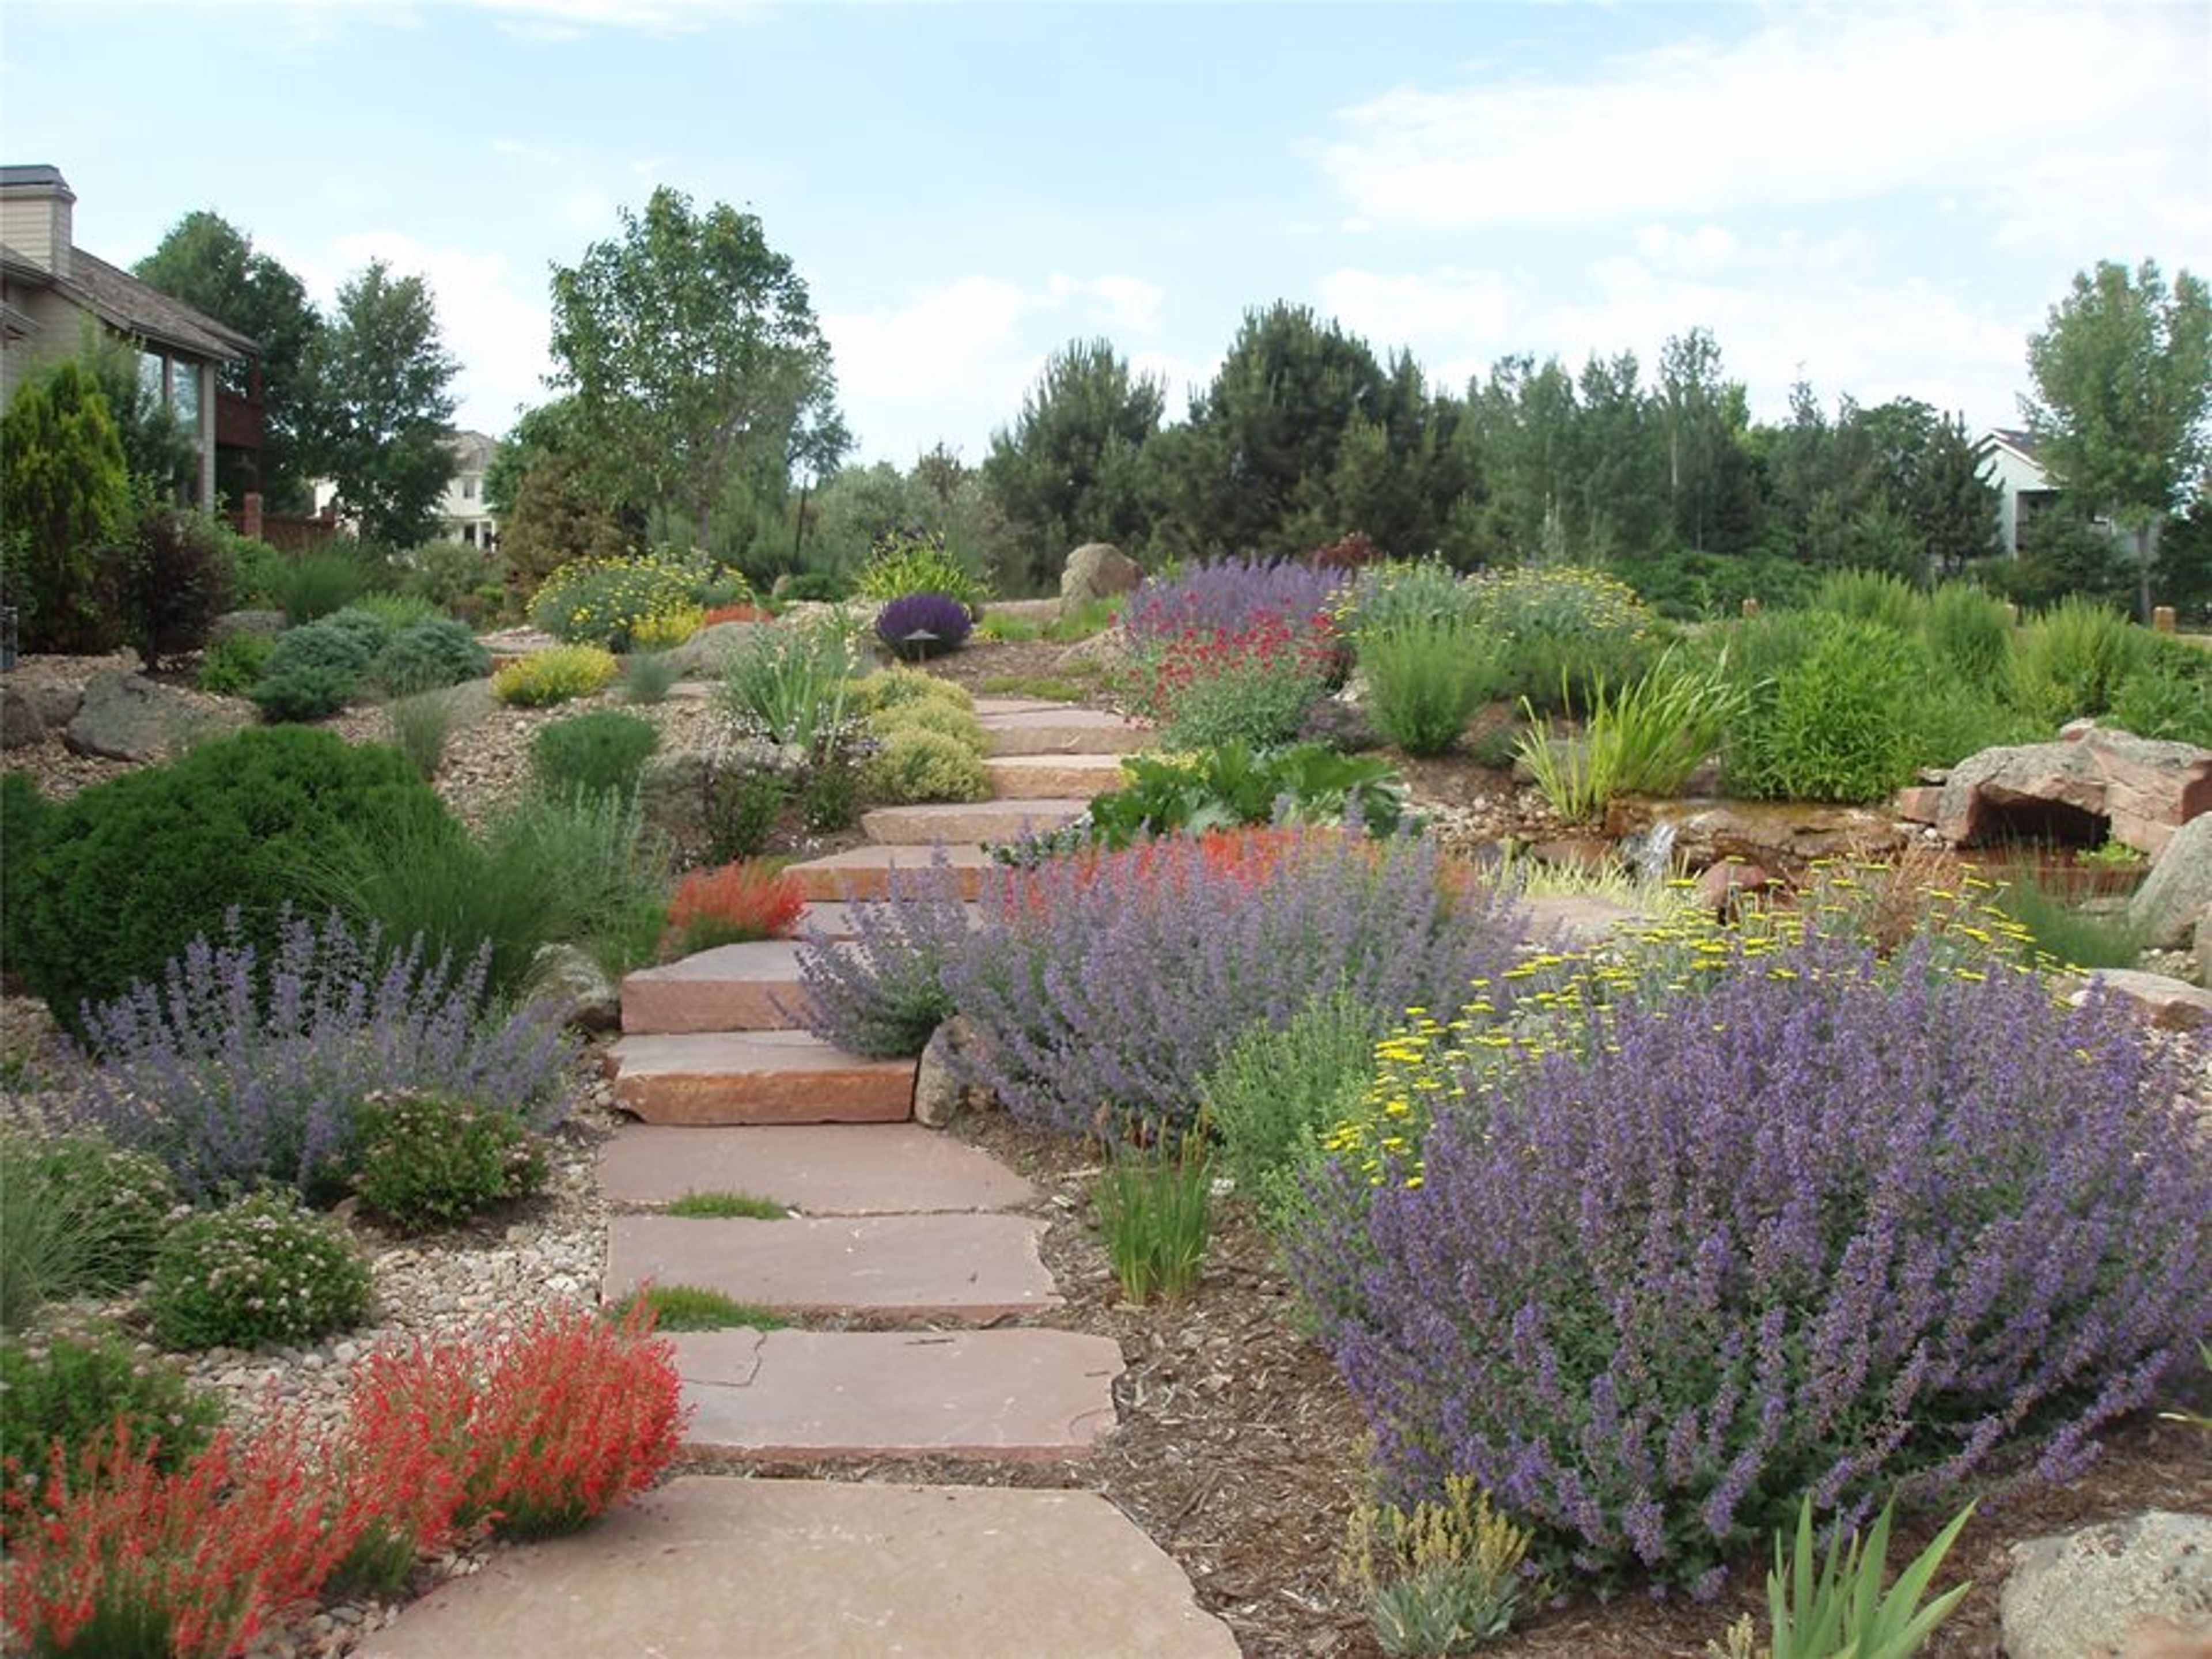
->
left=138, top=351, right=163, bottom=404
left=461, top=478, right=477, bottom=501
left=170, top=361, right=200, bottom=432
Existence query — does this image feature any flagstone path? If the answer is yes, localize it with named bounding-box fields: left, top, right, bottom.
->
left=359, top=699, right=1246, bottom=1657
left=357, top=697, right=1649, bottom=1657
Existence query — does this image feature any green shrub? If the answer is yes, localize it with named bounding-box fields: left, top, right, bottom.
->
left=2010, top=597, right=2145, bottom=724
left=1199, top=987, right=1383, bottom=1236
left=399, top=538, right=499, bottom=611
left=775, top=571, right=847, bottom=604
left=799, top=752, right=861, bottom=832
left=2109, top=642, right=2212, bottom=747
left=1812, top=567, right=1923, bottom=637
left=0, top=1131, right=179, bottom=1328
left=861, top=726, right=993, bottom=804
left=702, top=764, right=790, bottom=862
left=6, top=726, right=454, bottom=1027
left=372, top=616, right=491, bottom=695
left=1910, top=682, right=2041, bottom=769
left=196, top=630, right=275, bottom=695
left=622, top=649, right=680, bottom=705
left=532, top=709, right=661, bottom=798
left=867, top=698, right=986, bottom=755
left=120, top=508, right=235, bottom=673
left=1160, top=655, right=1325, bottom=751
left=852, top=527, right=984, bottom=609
left=0, top=1334, right=223, bottom=1502
left=249, top=607, right=393, bottom=720
left=529, top=551, right=708, bottom=649
left=1467, top=565, right=1657, bottom=713
left=0, top=358, right=130, bottom=654
left=1921, top=581, right=2014, bottom=688
left=147, top=1191, right=371, bottom=1350
left=1074, top=743, right=1410, bottom=852
left=492, top=644, right=619, bottom=707
left=1988, top=875, right=2145, bottom=971
left=351, top=1090, right=548, bottom=1234
left=1344, top=559, right=1482, bottom=636
left=853, top=665, right=972, bottom=717
left=384, top=688, right=459, bottom=781
left=263, top=546, right=380, bottom=623
left=1358, top=620, right=1501, bottom=755
left=1, top=772, right=52, bottom=972
left=1725, top=618, right=1925, bottom=802
left=347, top=592, right=442, bottom=632
left=250, top=662, right=359, bottom=723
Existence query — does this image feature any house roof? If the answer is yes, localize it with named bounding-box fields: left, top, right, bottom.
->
left=448, top=429, right=498, bottom=470
left=1987, top=426, right=2045, bottom=463
left=0, top=243, right=257, bottom=363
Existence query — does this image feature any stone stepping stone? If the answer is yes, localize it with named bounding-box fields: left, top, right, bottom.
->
left=969, top=695, right=1070, bottom=716
left=978, top=706, right=1152, bottom=756
left=785, top=844, right=995, bottom=903
left=354, top=1477, right=1239, bottom=1659
left=796, top=900, right=986, bottom=941
left=619, top=940, right=826, bottom=1035
left=605, top=1213, right=1059, bottom=1321
left=986, top=751, right=1130, bottom=800
left=674, top=1328, right=1121, bottom=1460
left=860, top=798, right=1089, bottom=847
left=608, top=1032, right=912, bottom=1126
left=596, top=1124, right=1035, bottom=1214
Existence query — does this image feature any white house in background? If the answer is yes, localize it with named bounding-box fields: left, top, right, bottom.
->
left=1983, top=427, right=2063, bottom=554
left=438, top=429, right=498, bottom=549
left=310, top=430, right=498, bottom=546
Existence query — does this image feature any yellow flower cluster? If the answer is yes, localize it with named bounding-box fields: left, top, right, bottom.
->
left=529, top=551, right=713, bottom=649
left=627, top=604, right=706, bottom=652
left=1324, top=860, right=2062, bottom=1191
left=491, top=645, right=619, bottom=707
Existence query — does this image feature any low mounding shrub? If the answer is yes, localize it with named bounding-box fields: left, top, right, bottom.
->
left=1290, top=931, right=2212, bottom=1593
left=492, top=644, right=619, bottom=707
left=370, top=615, right=491, bottom=695
left=342, top=1302, right=685, bottom=1540
left=0, top=1131, right=178, bottom=1326
left=351, top=1090, right=548, bottom=1234
left=861, top=726, right=992, bottom=805
left=1921, top=580, right=2014, bottom=688
left=528, top=550, right=707, bottom=649
left=1146, top=620, right=1339, bottom=752
left=941, top=828, right=1527, bottom=1141
left=5, top=726, right=452, bottom=1028
left=1810, top=567, right=1923, bottom=637
left=853, top=665, right=971, bottom=716
left=1122, top=556, right=1348, bottom=649
left=147, top=1191, right=372, bottom=1350
left=665, top=859, right=806, bottom=955
left=196, top=630, right=275, bottom=695
left=532, top=709, right=661, bottom=798
left=71, top=912, right=573, bottom=1203
left=1466, top=565, right=1657, bottom=713
left=250, top=608, right=393, bottom=720
left=876, top=590, right=973, bottom=660
left=2109, top=640, right=2212, bottom=748
left=2009, top=596, right=2144, bottom=725
left=0, top=1334, right=224, bottom=1511
left=1723, top=616, right=1925, bottom=803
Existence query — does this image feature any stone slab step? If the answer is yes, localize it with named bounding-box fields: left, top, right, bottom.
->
left=860, top=798, right=1089, bottom=847
left=979, top=706, right=1152, bottom=756
left=969, top=695, right=1069, bottom=715
left=607, top=1032, right=912, bottom=1126
left=619, top=940, right=824, bottom=1035
left=596, top=1123, right=1035, bottom=1214
left=605, top=1213, right=1059, bottom=1320
left=986, top=752, right=1130, bottom=800
left=674, top=1328, right=1121, bottom=1460
left=795, top=900, right=986, bottom=941
left=785, top=844, right=995, bottom=903
left=355, top=1478, right=1240, bottom=1659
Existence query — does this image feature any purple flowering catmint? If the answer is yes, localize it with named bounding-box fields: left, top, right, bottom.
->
left=1122, top=556, right=1350, bottom=650
left=1288, top=931, right=2212, bottom=1593
left=70, top=911, right=575, bottom=1203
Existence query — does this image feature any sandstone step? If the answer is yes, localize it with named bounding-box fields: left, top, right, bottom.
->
left=978, top=706, right=1152, bottom=756
left=860, top=798, right=1089, bottom=847
left=355, top=1478, right=1240, bottom=1659
left=794, top=899, right=988, bottom=941
left=986, top=752, right=1130, bottom=800
left=619, top=940, right=824, bottom=1035
left=607, top=1032, right=912, bottom=1126
left=596, top=1123, right=1035, bottom=1214
left=969, top=695, right=1070, bottom=716
left=673, top=1328, right=1120, bottom=1460
left=785, top=844, right=995, bottom=903
left=605, top=1213, right=1059, bottom=1321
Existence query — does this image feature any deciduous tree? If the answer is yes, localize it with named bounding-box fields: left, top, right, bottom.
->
left=309, top=260, right=458, bottom=547
left=2022, top=257, right=2212, bottom=617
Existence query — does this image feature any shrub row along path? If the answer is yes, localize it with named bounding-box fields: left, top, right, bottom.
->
left=359, top=700, right=1244, bottom=1658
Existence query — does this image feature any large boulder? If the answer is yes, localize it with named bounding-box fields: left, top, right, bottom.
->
left=531, top=944, right=622, bottom=1033
left=665, top=620, right=771, bottom=680
left=63, top=671, right=249, bottom=764
left=1603, top=798, right=1904, bottom=874
left=1999, top=1511, right=2212, bottom=1659
left=1060, top=543, right=1142, bottom=607
left=2128, top=812, right=2212, bottom=949
left=1, top=683, right=45, bottom=749
left=207, top=608, right=286, bottom=645
left=1938, top=729, right=2212, bottom=859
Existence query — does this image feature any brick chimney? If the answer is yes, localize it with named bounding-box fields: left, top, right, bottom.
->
left=0, top=165, right=75, bottom=279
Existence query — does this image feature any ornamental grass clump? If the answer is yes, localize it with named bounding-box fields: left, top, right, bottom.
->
left=875, top=590, right=974, bottom=660
left=943, top=826, right=1528, bottom=1142
left=1290, top=931, right=2212, bottom=1594
left=70, top=912, right=573, bottom=1203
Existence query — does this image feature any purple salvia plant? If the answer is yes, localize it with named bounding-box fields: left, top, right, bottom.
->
left=1287, top=931, right=2212, bottom=1593
left=71, top=910, right=575, bottom=1203
left=941, top=828, right=1528, bottom=1141
left=1122, top=556, right=1350, bottom=650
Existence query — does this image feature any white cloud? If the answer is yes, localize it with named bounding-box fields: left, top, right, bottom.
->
left=20, top=0, right=765, bottom=28
left=1316, top=4, right=2212, bottom=259
left=306, top=232, right=554, bottom=438
left=1044, top=272, right=1165, bottom=335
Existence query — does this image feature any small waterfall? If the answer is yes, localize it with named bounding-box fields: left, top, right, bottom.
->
left=1621, top=818, right=1678, bottom=884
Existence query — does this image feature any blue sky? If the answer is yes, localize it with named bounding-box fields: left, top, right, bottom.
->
left=4, top=1, right=2207, bottom=469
